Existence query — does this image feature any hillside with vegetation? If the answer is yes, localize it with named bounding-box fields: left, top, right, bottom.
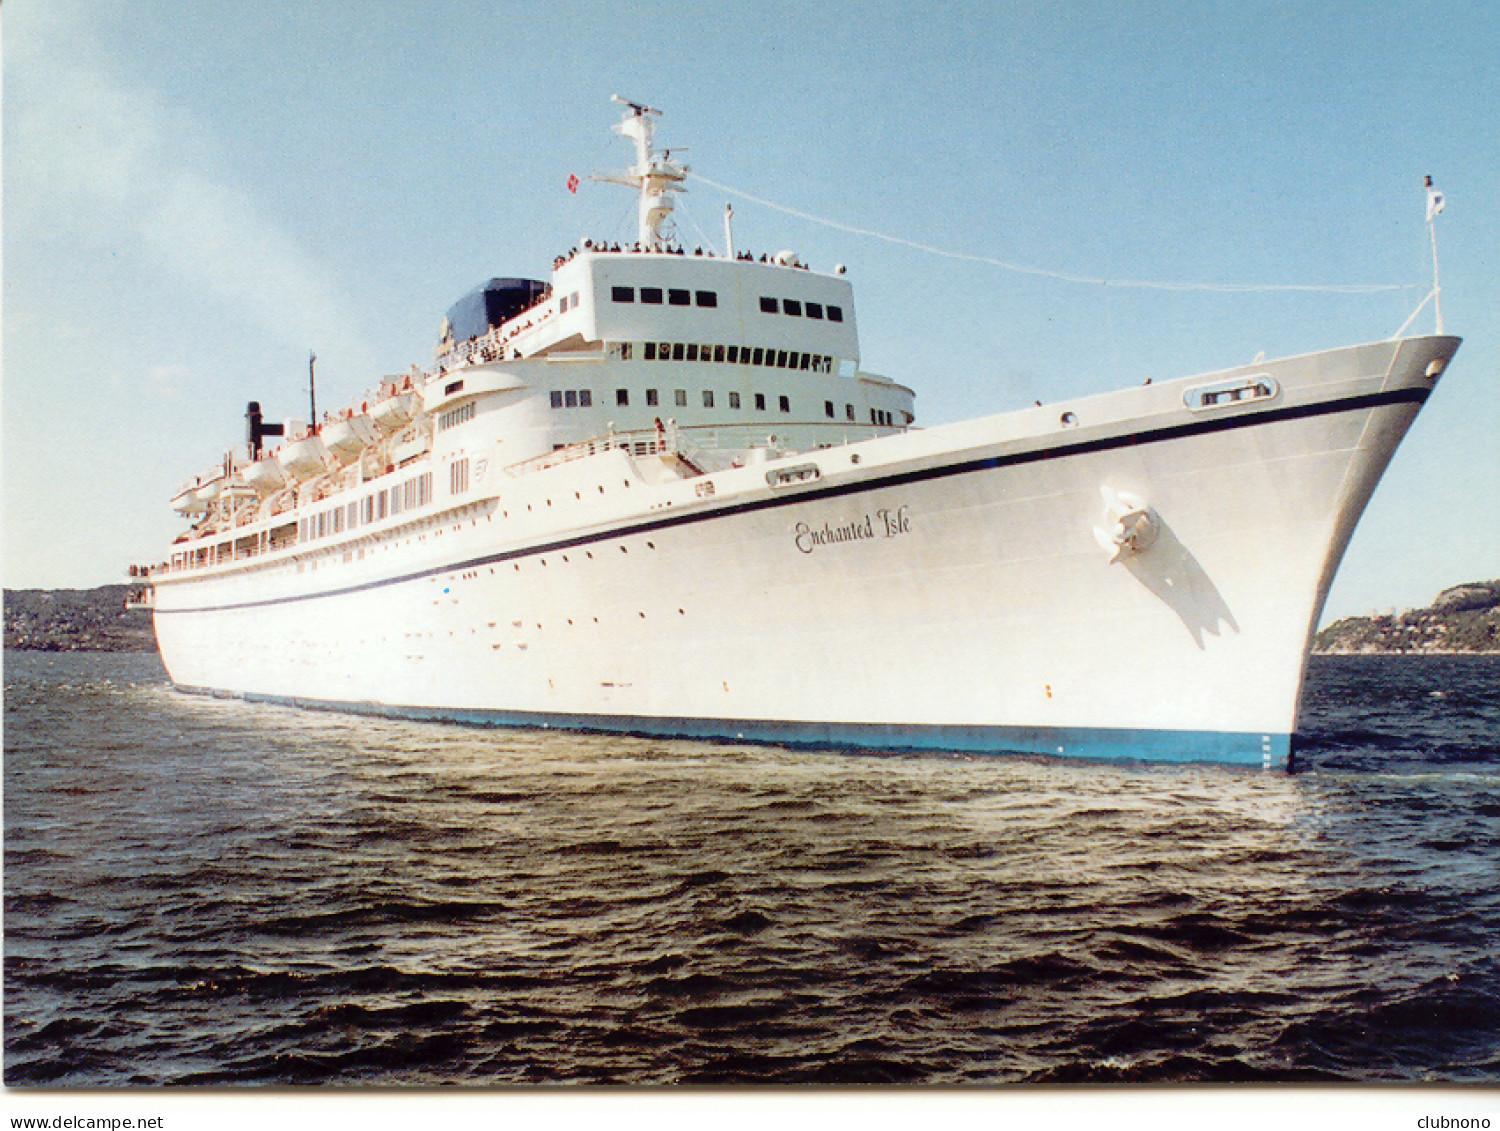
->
left=4, top=585, right=156, bottom=652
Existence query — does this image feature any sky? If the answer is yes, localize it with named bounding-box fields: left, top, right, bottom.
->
left=3, top=0, right=1497, bottom=626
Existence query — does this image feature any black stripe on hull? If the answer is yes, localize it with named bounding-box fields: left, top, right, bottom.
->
left=155, top=386, right=1429, bottom=615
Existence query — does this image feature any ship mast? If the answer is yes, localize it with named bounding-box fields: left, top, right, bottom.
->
left=599, top=95, right=688, bottom=250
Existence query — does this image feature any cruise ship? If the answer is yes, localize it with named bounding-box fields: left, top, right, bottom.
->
left=139, top=99, right=1461, bottom=770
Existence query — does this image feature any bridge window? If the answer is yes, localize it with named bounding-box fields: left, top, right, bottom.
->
left=759, top=296, right=778, bottom=313
left=696, top=291, right=718, bottom=307
left=806, top=302, right=823, bottom=319
left=827, top=306, right=844, bottom=322
left=782, top=299, right=802, bottom=316
left=612, top=286, right=634, bottom=303
left=669, top=289, right=691, bottom=306
left=641, top=287, right=663, bottom=304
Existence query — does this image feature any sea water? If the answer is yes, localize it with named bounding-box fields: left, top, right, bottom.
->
left=5, top=651, right=1498, bottom=1085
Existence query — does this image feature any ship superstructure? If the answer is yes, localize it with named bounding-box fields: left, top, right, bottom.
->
left=140, top=101, right=1459, bottom=769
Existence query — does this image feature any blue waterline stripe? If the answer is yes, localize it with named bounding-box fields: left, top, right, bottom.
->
left=176, top=683, right=1292, bottom=770
left=156, top=386, right=1428, bottom=615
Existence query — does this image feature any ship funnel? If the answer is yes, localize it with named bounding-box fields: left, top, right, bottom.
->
left=246, top=401, right=285, bottom=458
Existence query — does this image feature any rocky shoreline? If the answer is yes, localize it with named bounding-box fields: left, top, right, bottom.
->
left=1312, top=581, right=1499, bottom=655
left=5, top=579, right=1496, bottom=655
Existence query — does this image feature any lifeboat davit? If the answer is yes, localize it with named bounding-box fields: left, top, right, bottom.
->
left=322, top=412, right=379, bottom=462
left=277, top=434, right=330, bottom=481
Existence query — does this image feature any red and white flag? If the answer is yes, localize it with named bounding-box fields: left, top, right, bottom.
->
left=566, top=173, right=580, bottom=194
left=1425, top=175, right=1445, bottom=222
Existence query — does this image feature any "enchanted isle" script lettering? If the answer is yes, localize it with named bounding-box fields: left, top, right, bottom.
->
left=794, top=506, right=911, bottom=554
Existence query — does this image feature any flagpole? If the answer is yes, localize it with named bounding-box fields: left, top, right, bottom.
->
left=1424, top=174, right=1444, bottom=335
left=1429, top=211, right=1443, bottom=335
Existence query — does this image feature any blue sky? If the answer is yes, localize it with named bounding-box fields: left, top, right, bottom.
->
left=4, top=0, right=1496, bottom=624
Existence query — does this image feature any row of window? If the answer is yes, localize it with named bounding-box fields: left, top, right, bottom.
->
left=627, top=341, right=835, bottom=374
left=611, top=286, right=718, bottom=308
left=297, top=472, right=435, bottom=543
left=553, top=384, right=793, bottom=413
left=758, top=296, right=844, bottom=322
left=550, top=385, right=906, bottom=424
left=606, top=286, right=844, bottom=323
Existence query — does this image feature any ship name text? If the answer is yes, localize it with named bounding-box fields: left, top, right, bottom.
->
left=794, top=506, right=910, bottom=554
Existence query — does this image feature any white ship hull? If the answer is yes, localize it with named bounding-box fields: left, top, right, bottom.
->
left=151, top=335, right=1458, bottom=770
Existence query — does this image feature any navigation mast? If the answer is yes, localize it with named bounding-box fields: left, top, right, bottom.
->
left=599, top=95, right=688, bottom=250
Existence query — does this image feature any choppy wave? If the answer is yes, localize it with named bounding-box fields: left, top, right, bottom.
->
left=5, top=652, right=1498, bottom=1085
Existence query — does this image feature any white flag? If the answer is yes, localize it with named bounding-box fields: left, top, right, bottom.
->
left=1425, top=176, right=1446, bottom=221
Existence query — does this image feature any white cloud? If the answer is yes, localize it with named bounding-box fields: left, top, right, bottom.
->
left=7, top=2, right=371, bottom=370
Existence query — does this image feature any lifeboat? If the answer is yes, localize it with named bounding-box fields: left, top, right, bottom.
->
left=277, top=434, right=330, bottom=481
left=243, top=456, right=291, bottom=495
left=322, top=412, right=379, bottom=462
left=192, top=473, right=227, bottom=508
left=370, top=381, right=421, bottom=435
left=171, top=482, right=208, bottom=515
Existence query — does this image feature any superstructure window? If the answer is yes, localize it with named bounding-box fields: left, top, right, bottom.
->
left=825, top=400, right=835, bottom=418
left=579, top=390, right=592, bottom=407
left=646, top=389, right=659, bottom=406
left=641, top=287, right=663, bottom=304
left=674, top=389, right=687, bottom=407
left=759, top=296, right=777, bottom=313
left=616, top=388, right=629, bottom=406
left=703, top=390, right=714, bottom=408
left=729, top=392, right=741, bottom=409
left=551, top=391, right=563, bottom=408
left=668, top=289, right=690, bottom=306
left=782, top=299, right=802, bottom=316
left=827, top=306, right=844, bottom=322
left=695, top=290, right=718, bottom=307
left=806, top=302, right=824, bottom=319
left=845, top=404, right=855, bottom=421
left=450, top=458, right=470, bottom=495
left=644, top=342, right=657, bottom=360
left=686, top=344, right=699, bottom=361
left=565, top=390, right=578, bottom=408
left=755, top=393, right=766, bottom=410
left=612, top=285, right=634, bottom=302
left=779, top=395, right=791, bottom=413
